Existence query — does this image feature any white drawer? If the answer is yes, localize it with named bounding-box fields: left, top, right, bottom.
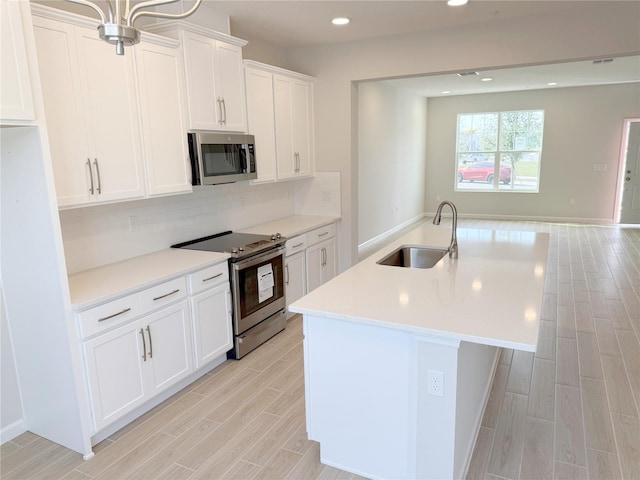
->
left=79, top=294, right=141, bottom=339
left=285, top=235, right=307, bottom=256
left=188, top=262, right=229, bottom=295
left=139, top=277, right=187, bottom=313
left=306, top=223, right=337, bottom=246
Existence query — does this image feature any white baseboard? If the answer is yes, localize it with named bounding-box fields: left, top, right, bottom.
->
left=431, top=212, right=617, bottom=225
left=0, top=419, right=27, bottom=444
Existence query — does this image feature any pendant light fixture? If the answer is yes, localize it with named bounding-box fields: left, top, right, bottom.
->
left=67, top=0, right=203, bottom=55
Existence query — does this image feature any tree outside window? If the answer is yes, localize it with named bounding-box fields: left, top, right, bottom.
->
left=455, top=110, right=544, bottom=192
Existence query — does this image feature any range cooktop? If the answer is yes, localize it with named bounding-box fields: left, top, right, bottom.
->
left=172, top=231, right=286, bottom=260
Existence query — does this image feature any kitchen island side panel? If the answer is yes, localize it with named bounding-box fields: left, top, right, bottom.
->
left=303, top=315, right=415, bottom=479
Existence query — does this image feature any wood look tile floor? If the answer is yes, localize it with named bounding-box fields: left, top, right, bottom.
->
left=2, top=220, right=639, bottom=480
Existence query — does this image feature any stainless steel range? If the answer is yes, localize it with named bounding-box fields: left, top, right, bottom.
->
left=172, top=231, right=287, bottom=359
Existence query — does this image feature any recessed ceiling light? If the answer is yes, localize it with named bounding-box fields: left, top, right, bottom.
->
left=447, top=0, right=469, bottom=5
left=442, top=90, right=451, bottom=94
left=331, top=17, right=350, bottom=26
left=481, top=77, right=493, bottom=82
left=547, top=82, right=558, bottom=86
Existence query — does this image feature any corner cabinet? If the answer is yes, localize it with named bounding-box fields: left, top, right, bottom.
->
left=244, top=61, right=315, bottom=183
left=31, top=5, right=192, bottom=208
left=0, top=0, right=35, bottom=123
left=146, top=22, right=247, bottom=133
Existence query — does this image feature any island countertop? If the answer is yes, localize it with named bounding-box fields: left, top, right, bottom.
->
left=289, top=223, right=549, bottom=351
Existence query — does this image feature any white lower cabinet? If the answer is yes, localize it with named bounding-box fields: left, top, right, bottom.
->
left=190, top=282, right=233, bottom=368
left=83, top=301, right=192, bottom=432
left=306, top=238, right=337, bottom=293
left=285, top=251, right=306, bottom=315
left=79, top=261, right=233, bottom=435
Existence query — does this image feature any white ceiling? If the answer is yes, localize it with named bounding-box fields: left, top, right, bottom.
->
left=382, top=55, right=640, bottom=98
left=208, top=1, right=607, bottom=49
left=203, top=0, right=640, bottom=97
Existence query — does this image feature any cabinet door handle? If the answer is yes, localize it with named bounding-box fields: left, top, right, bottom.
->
left=318, top=231, right=329, bottom=237
left=285, top=265, right=289, bottom=285
left=86, top=159, right=94, bottom=195
left=202, top=272, right=223, bottom=283
left=93, top=159, right=101, bottom=194
left=140, top=328, right=147, bottom=361
left=98, top=308, right=131, bottom=322
left=153, top=289, right=179, bottom=301
left=146, top=325, right=153, bottom=359
left=217, top=97, right=223, bottom=125
left=227, top=291, right=233, bottom=319
left=292, top=242, right=304, bottom=249
left=221, top=97, right=227, bottom=125
left=322, top=248, right=327, bottom=267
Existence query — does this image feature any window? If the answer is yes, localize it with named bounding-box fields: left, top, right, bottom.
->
left=455, top=110, right=544, bottom=192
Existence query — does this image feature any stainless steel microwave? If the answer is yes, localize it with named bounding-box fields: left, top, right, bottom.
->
left=187, top=132, right=257, bottom=185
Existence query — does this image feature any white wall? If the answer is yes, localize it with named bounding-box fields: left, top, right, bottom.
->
left=357, top=82, right=426, bottom=246
left=282, top=1, right=640, bottom=270
left=425, top=83, right=640, bottom=222
left=60, top=181, right=296, bottom=274
left=60, top=174, right=341, bottom=274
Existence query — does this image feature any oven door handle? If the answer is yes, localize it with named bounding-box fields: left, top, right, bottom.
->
left=231, top=245, right=286, bottom=270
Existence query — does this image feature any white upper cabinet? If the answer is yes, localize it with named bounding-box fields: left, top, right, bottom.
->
left=147, top=23, right=248, bottom=133
left=245, top=66, right=277, bottom=183
left=244, top=61, right=315, bottom=183
left=134, top=36, right=191, bottom=196
left=32, top=11, right=146, bottom=207
left=31, top=5, right=193, bottom=207
left=0, top=0, right=35, bottom=123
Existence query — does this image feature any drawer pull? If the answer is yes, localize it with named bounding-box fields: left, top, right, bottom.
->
left=98, top=308, right=131, bottom=322
left=202, top=272, right=223, bottom=282
left=292, top=242, right=305, bottom=249
left=153, top=289, right=180, bottom=301
left=318, top=231, right=329, bottom=237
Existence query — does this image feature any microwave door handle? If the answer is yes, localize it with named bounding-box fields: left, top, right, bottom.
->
left=239, top=147, right=247, bottom=173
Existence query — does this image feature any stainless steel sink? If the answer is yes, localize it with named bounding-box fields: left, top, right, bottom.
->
left=376, top=246, right=448, bottom=269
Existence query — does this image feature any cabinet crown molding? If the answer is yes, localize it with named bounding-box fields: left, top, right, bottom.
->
left=145, top=20, right=247, bottom=47
left=244, top=60, right=315, bottom=82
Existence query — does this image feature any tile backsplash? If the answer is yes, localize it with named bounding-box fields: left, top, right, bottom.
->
left=60, top=173, right=341, bottom=274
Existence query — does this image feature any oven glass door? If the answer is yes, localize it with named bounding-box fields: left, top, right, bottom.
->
left=237, top=253, right=284, bottom=320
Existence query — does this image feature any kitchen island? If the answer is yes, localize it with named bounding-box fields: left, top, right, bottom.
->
left=289, top=223, right=549, bottom=480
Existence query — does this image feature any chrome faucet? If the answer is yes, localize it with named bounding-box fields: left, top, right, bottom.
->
left=433, top=201, right=458, bottom=259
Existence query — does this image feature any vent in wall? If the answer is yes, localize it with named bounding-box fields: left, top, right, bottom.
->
left=457, top=71, right=479, bottom=77
left=592, top=58, right=614, bottom=64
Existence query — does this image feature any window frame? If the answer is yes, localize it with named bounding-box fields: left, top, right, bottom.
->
left=454, top=109, right=544, bottom=193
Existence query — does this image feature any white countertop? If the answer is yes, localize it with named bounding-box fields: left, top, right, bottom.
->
left=290, top=223, right=549, bottom=351
left=68, top=249, right=229, bottom=310
left=238, top=215, right=340, bottom=238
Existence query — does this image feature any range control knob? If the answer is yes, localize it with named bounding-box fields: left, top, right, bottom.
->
left=238, top=246, right=245, bottom=252
left=231, top=248, right=238, bottom=254
left=276, top=232, right=282, bottom=239
left=271, top=233, right=282, bottom=241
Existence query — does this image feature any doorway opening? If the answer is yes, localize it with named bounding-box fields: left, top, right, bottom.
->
left=616, top=118, right=640, bottom=224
